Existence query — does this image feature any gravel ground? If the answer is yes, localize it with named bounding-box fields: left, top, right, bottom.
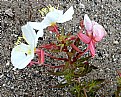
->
left=0, top=0, right=121, bottom=97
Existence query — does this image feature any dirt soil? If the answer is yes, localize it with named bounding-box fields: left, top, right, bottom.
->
left=0, top=0, right=121, bottom=97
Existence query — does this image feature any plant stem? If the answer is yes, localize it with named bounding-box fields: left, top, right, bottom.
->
left=83, top=88, right=88, bottom=97
left=45, top=52, right=68, bottom=61
left=53, top=25, right=60, bottom=36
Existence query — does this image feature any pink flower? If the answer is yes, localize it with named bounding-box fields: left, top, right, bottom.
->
left=78, top=14, right=107, bottom=57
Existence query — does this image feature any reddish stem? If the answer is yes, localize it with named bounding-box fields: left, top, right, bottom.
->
left=40, top=44, right=59, bottom=50
left=40, top=49, right=45, bottom=64
left=65, top=35, right=77, bottom=41
left=35, top=48, right=41, bottom=54
left=70, top=43, right=83, bottom=53
left=72, top=47, right=89, bottom=63
left=77, top=47, right=89, bottom=59
left=53, top=25, right=60, bottom=36
left=45, top=52, right=68, bottom=61
left=42, top=64, right=65, bottom=69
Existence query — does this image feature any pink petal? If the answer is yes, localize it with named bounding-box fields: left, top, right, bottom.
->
left=92, top=21, right=98, bottom=25
left=89, top=41, right=95, bottom=57
left=41, top=49, right=45, bottom=64
left=78, top=32, right=91, bottom=44
left=93, top=24, right=107, bottom=42
left=84, top=14, right=93, bottom=35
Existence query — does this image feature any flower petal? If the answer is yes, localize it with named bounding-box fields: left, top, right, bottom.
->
left=89, top=41, right=95, bottom=57
left=78, top=32, right=91, bottom=44
left=84, top=14, right=92, bottom=32
left=21, top=24, right=38, bottom=47
left=11, top=43, right=34, bottom=69
left=93, top=24, right=107, bottom=42
left=42, top=9, right=63, bottom=27
left=27, top=22, right=44, bottom=39
left=57, top=6, right=74, bottom=23
left=28, top=22, right=46, bottom=30
left=37, top=29, right=44, bottom=38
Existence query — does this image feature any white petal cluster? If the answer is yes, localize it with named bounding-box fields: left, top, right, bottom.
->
left=28, top=6, right=74, bottom=37
left=11, top=24, right=38, bottom=69
left=11, top=6, right=74, bottom=69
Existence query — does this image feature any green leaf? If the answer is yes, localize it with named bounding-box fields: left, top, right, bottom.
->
left=78, top=56, right=91, bottom=62
left=87, top=65, right=98, bottom=73
left=89, top=65, right=98, bottom=69
left=57, top=44, right=64, bottom=52
left=87, top=79, right=105, bottom=92
left=65, top=41, right=73, bottom=46
left=75, top=56, right=91, bottom=67
left=115, top=86, right=121, bottom=97
left=50, top=83, right=69, bottom=88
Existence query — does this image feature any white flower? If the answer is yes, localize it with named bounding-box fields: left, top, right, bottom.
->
left=11, top=24, right=38, bottom=69
left=28, top=6, right=74, bottom=32
left=27, top=22, right=44, bottom=38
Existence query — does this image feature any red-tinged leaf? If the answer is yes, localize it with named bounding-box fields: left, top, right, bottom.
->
left=45, top=53, right=68, bottom=61
left=77, top=32, right=91, bottom=44
left=48, top=25, right=60, bottom=35
left=28, top=61, right=39, bottom=67
left=66, top=35, right=77, bottom=41
left=40, top=49, right=44, bottom=64
left=76, top=47, right=89, bottom=59
left=89, top=41, right=95, bottom=57
left=40, top=44, right=59, bottom=50
left=70, top=43, right=82, bottom=52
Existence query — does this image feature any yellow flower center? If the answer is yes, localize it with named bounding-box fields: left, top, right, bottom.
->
left=27, top=49, right=31, bottom=55
left=51, top=22, right=56, bottom=26
left=26, top=48, right=36, bottom=55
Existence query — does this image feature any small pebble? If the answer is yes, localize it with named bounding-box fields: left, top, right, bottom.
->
left=6, top=61, right=10, bottom=66
left=100, top=69, right=103, bottom=72
left=113, top=40, right=119, bottom=45
left=0, top=74, right=4, bottom=78
left=5, top=9, right=14, bottom=17
left=79, top=2, right=85, bottom=9
left=2, top=84, right=6, bottom=87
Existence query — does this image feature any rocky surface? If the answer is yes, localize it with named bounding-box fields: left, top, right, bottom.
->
left=0, top=0, right=121, bottom=97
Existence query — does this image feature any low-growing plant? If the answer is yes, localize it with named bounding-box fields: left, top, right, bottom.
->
left=11, top=5, right=107, bottom=96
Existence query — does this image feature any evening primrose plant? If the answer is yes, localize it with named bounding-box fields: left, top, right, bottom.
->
left=11, top=5, right=107, bottom=96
